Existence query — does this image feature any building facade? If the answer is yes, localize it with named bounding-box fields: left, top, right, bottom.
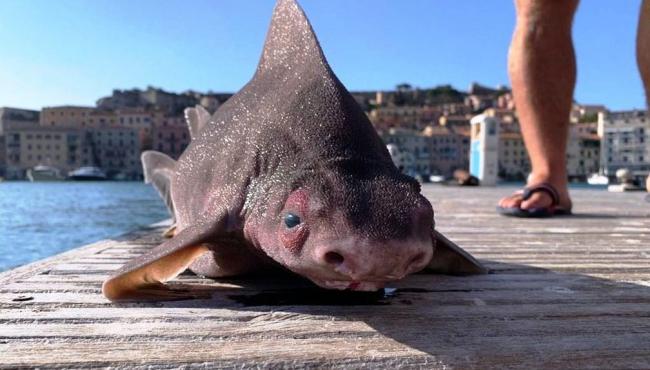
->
left=40, top=106, right=94, bottom=128
left=4, top=125, right=141, bottom=180
left=497, top=132, right=530, bottom=180
left=598, top=110, right=650, bottom=181
left=152, top=114, right=190, bottom=160
left=423, top=125, right=470, bottom=177
left=380, top=128, right=432, bottom=176
left=0, top=107, right=40, bottom=176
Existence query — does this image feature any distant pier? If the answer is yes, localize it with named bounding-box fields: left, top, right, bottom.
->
left=1, top=186, right=649, bottom=368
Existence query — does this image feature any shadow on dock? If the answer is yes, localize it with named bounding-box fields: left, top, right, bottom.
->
left=106, top=259, right=650, bottom=367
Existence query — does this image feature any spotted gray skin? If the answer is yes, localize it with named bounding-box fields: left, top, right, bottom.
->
left=103, top=0, right=486, bottom=301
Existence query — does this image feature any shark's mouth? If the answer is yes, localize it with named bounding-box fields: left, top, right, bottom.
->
left=312, top=278, right=389, bottom=292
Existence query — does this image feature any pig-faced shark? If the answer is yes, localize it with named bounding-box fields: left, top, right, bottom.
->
left=103, top=0, right=486, bottom=301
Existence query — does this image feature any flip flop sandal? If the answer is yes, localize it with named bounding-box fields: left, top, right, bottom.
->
left=496, top=182, right=572, bottom=218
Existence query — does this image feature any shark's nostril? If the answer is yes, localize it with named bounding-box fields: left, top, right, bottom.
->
left=324, top=251, right=344, bottom=266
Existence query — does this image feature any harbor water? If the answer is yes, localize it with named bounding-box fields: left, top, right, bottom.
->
left=0, top=181, right=168, bottom=272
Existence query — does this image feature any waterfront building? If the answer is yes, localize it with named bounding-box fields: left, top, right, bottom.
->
left=4, top=124, right=141, bottom=180
left=386, top=143, right=415, bottom=174
left=87, top=109, right=118, bottom=128
left=0, top=107, right=40, bottom=176
left=86, top=127, right=142, bottom=179
left=422, top=125, right=470, bottom=177
left=369, top=106, right=442, bottom=132
left=114, top=108, right=154, bottom=150
left=380, top=128, right=431, bottom=176
left=4, top=125, right=82, bottom=179
left=565, top=123, right=600, bottom=181
left=152, top=114, right=190, bottom=160
left=40, top=106, right=94, bottom=128
left=0, top=107, right=40, bottom=135
left=498, top=132, right=530, bottom=180
left=598, top=110, right=650, bottom=182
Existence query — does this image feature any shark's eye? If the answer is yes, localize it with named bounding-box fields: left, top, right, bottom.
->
left=284, top=213, right=301, bottom=228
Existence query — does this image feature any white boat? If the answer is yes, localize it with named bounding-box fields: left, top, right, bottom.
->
left=26, top=165, right=64, bottom=182
left=587, top=173, right=609, bottom=186
left=429, top=175, right=447, bottom=183
left=68, top=166, right=107, bottom=181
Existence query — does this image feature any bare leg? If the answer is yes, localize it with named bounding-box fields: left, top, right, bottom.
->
left=637, top=0, right=650, bottom=192
left=499, top=0, right=578, bottom=211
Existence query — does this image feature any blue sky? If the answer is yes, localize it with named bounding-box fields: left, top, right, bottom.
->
left=0, top=0, right=644, bottom=111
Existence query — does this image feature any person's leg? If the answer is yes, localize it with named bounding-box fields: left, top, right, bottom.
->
left=499, top=0, right=579, bottom=211
left=636, top=0, right=650, bottom=193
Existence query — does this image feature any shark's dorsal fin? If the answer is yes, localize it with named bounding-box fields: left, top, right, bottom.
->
left=256, top=0, right=330, bottom=77
left=184, top=105, right=211, bottom=140
left=141, top=151, right=176, bottom=220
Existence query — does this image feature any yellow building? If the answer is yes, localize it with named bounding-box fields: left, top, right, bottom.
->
left=40, top=106, right=94, bottom=128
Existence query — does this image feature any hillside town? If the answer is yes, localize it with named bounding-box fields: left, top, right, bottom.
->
left=0, top=83, right=648, bottom=184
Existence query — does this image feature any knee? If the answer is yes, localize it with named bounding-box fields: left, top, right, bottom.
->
left=515, top=0, right=578, bottom=38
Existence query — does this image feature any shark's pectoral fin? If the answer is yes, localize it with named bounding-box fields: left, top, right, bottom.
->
left=141, top=151, right=177, bottom=220
left=426, top=230, right=488, bottom=275
left=102, top=219, right=225, bottom=302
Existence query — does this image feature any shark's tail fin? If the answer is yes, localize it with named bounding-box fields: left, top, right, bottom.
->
left=141, top=151, right=177, bottom=221
left=184, top=105, right=211, bottom=140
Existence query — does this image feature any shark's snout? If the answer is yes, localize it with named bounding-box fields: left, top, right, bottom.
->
left=309, top=236, right=433, bottom=290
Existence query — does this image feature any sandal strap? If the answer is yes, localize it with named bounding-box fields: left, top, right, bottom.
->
left=522, top=182, right=560, bottom=207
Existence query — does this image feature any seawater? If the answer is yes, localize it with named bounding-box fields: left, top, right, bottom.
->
left=0, top=181, right=168, bottom=272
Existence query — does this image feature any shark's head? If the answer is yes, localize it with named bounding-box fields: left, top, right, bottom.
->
left=252, top=160, right=438, bottom=291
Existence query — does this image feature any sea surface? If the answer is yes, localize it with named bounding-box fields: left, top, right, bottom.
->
left=0, top=181, right=168, bottom=272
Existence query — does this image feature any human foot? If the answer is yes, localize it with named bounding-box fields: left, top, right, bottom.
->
left=497, top=180, right=572, bottom=217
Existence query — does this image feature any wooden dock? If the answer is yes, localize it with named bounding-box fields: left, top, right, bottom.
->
left=1, top=186, right=650, bottom=369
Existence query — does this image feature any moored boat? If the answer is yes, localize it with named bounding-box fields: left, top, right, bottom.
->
left=26, top=165, right=65, bottom=182
left=587, top=173, right=609, bottom=186
left=67, top=166, right=107, bottom=181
